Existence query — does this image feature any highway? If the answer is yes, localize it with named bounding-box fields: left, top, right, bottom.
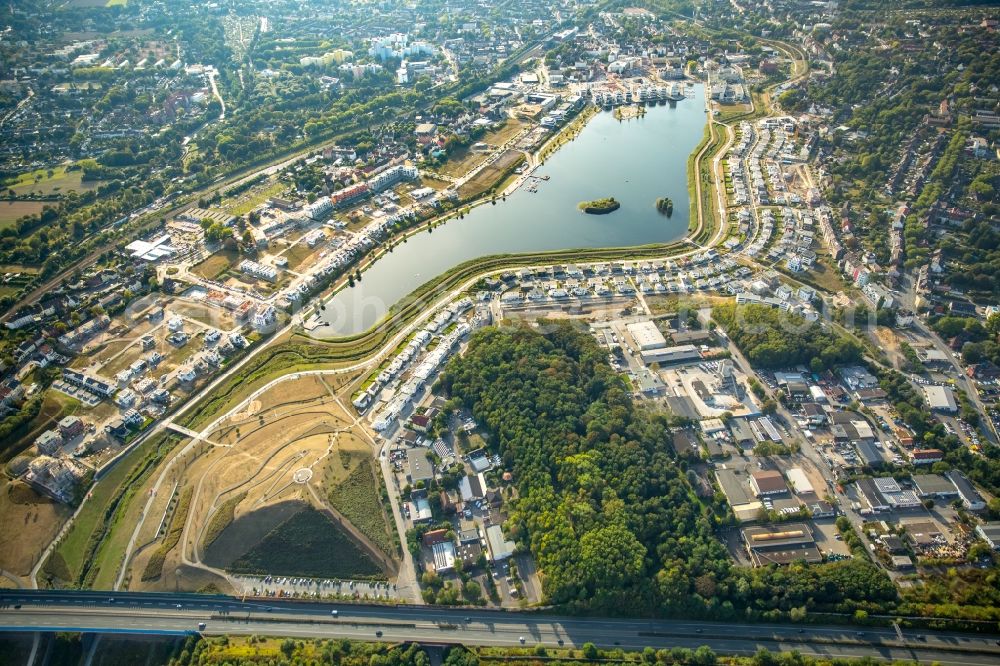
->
left=2, top=591, right=1000, bottom=664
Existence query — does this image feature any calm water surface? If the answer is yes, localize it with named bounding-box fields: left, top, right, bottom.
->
left=318, top=85, right=707, bottom=335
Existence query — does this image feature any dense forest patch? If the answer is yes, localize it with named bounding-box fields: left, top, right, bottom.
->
left=441, top=323, right=895, bottom=618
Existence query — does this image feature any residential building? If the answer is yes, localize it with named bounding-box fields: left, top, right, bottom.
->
left=35, top=429, right=63, bottom=455
left=57, top=415, right=85, bottom=439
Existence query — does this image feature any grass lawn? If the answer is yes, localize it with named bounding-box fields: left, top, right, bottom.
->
left=483, top=118, right=526, bottom=145
left=420, top=175, right=452, bottom=191
left=1, top=165, right=101, bottom=198
left=222, top=180, right=288, bottom=217
left=437, top=149, right=488, bottom=179
left=49, top=455, right=136, bottom=583
left=0, top=480, right=73, bottom=577
left=191, top=248, right=239, bottom=280
left=0, top=201, right=49, bottom=229
left=808, top=255, right=848, bottom=294
left=0, top=263, right=40, bottom=275
left=282, top=241, right=318, bottom=271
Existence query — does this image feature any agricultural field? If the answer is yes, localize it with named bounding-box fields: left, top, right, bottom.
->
left=0, top=480, right=73, bottom=580
left=228, top=504, right=386, bottom=580
left=0, top=201, right=49, bottom=229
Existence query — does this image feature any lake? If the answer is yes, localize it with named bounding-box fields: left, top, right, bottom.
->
left=316, top=85, right=707, bottom=336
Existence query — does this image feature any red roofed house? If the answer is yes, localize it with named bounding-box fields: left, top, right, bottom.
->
left=911, top=449, right=944, bottom=465
left=410, top=413, right=431, bottom=433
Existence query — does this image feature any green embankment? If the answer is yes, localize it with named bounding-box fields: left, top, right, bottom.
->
left=44, top=433, right=180, bottom=588
left=202, top=492, right=247, bottom=549
left=140, top=487, right=194, bottom=582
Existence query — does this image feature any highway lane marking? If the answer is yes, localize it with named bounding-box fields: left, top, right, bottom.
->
left=3, top=616, right=999, bottom=665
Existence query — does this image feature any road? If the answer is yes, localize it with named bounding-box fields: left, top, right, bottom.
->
left=2, top=591, right=1000, bottom=664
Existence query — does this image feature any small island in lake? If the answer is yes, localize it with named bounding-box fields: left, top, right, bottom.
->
left=579, top=197, right=621, bottom=215
left=655, top=196, right=674, bottom=217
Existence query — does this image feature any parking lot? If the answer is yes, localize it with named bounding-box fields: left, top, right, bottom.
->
left=232, top=575, right=397, bottom=601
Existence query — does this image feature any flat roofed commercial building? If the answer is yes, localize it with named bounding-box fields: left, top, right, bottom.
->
left=904, top=520, right=942, bottom=547
left=923, top=385, right=958, bottom=413
left=406, top=448, right=434, bottom=484
left=640, top=344, right=701, bottom=365
left=485, top=524, right=516, bottom=562
left=716, top=468, right=754, bottom=506
left=891, top=555, right=915, bottom=570
left=785, top=468, right=814, bottom=496
left=715, top=468, right=764, bottom=521
left=626, top=320, right=667, bottom=351
left=912, top=474, right=959, bottom=498
left=671, top=429, right=700, bottom=457
left=432, top=541, right=456, bottom=572
left=742, top=523, right=822, bottom=566
left=856, top=440, right=884, bottom=468
left=947, top=470, right=986, bottom=510
left=729, top=417, right=756, bottom=448
left=975, top=523, right=1000, bottom=550
left=750, top=470, right=788, bottom=496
